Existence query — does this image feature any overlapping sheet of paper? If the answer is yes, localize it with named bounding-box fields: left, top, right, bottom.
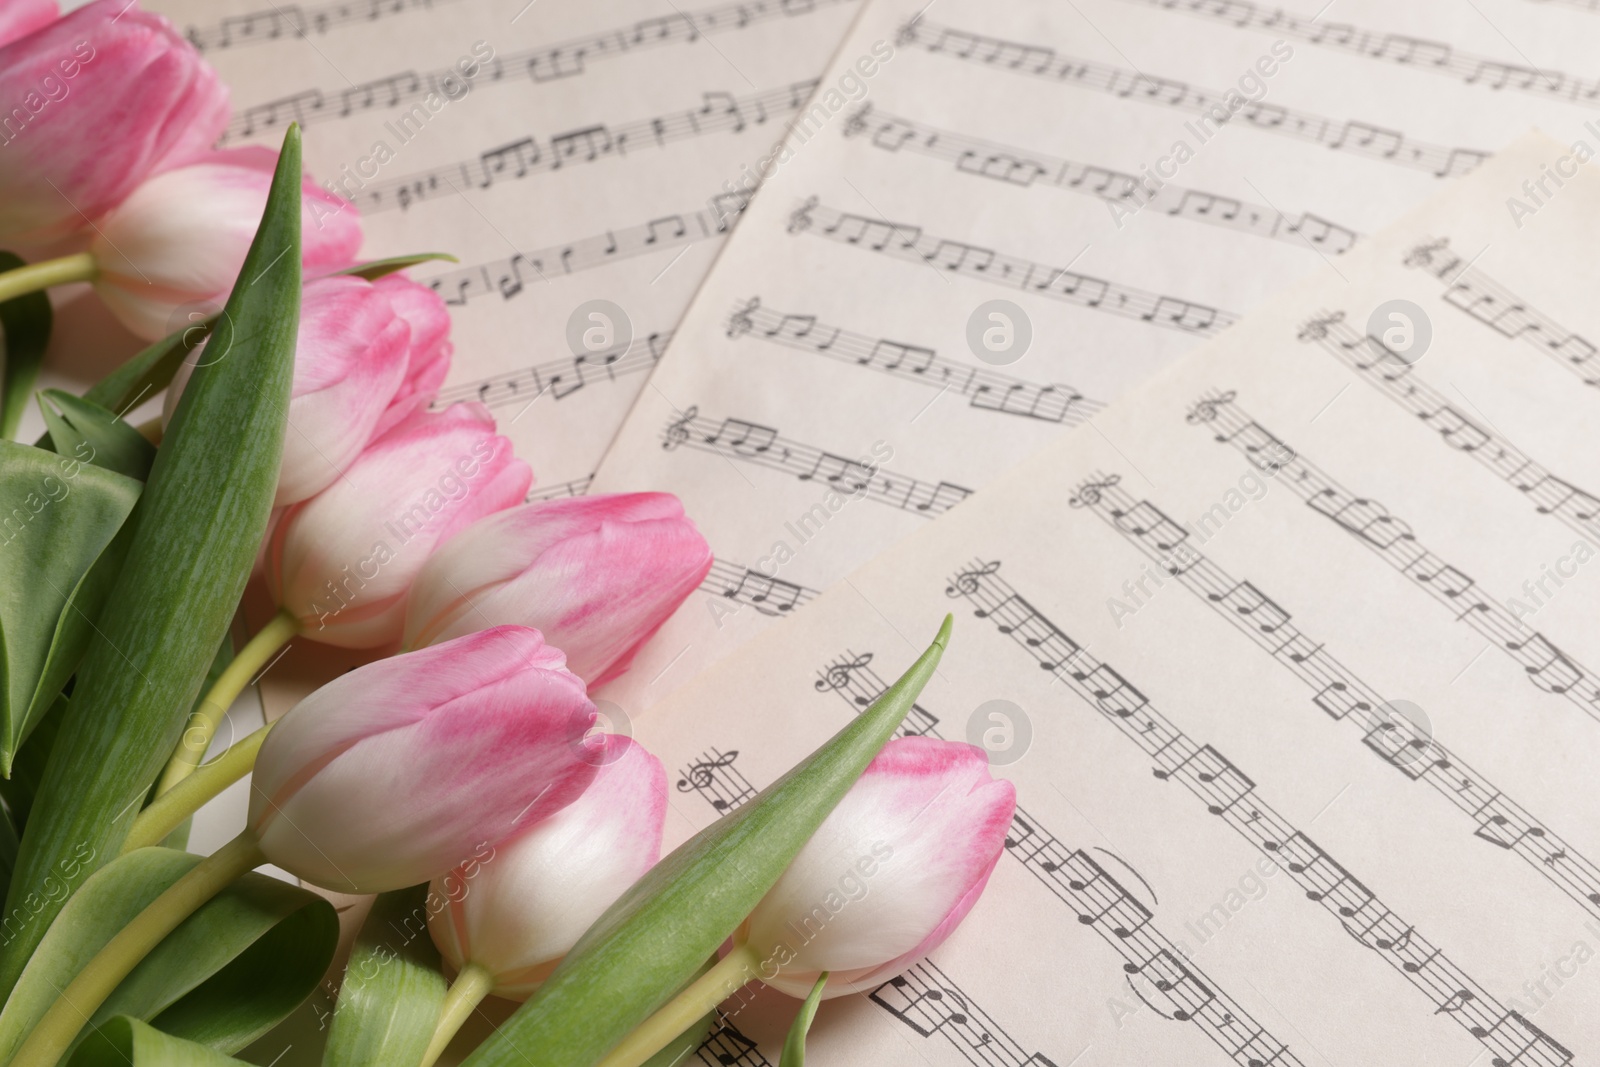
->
left=630, top=132, right=1600, bottom=1065
left=589, top=0, right=1600, bottom=713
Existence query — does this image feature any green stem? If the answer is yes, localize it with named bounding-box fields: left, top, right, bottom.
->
left=597, top=942, right=762, bottom=1067
left=10, top=832, right=264, bottom=1067
left=155, top=608, right=299, bottom=796
left=123, top=722, right=272, bottom=854
left=420, top=961, right=496, bottom=1067
left=0, top=252, right=97, bottom=304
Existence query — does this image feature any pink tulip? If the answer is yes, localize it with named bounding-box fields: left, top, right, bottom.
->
left=248, top=627, right=599, bottom=893
left=164, top=274, right=413, bottom=506
left=90, top=145, right=361, bottom=339
left=264, top=403, right=531, bottom=648
left=0, top=1, right=56, bottom=48
left=370, top=273, right=453, bottom=436
left=738, top=738, right=1015, bottom=998
left=427, top=735, right=666, bottom=998
left=402, top=494, right=713, bottom=685
left=0, top=0, right=229, bottom=245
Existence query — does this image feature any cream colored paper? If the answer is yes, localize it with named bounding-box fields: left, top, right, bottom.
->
left=142, top=0, right=862, bottom=709
left=589, top=0, right=1600, bottom=714
left=629, top=131, right=1600, bottom=1065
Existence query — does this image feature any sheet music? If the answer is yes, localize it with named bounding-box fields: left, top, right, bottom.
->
left=587, top=0, right=1600, bottom=713
left=628, top=132, right=1600, bottom=1065
left=148, top=0, right=859, bottom=494
left=143, top=0, right=861, bottom=710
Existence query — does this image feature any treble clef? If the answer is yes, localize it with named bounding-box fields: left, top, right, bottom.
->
left=726, top=296, right=760, bottom=339
left=1402, top=237, right=1451, bottom=270
left=945, top=560, right=1001, bottom=597
left=842, top=103, right=873, bottom=138
left=815, top=653, right=873, bottom=692
left=676, top=751, right=739, bottom=792
left=1296, top=310, right=1346, bottom=343
left=1069, top=473, right=1122, bottom=508
left=786, top=195, right=819, bottom=235
left=1185, top=390, right=1237, bottom=425
left=662, top=405, right=699, bottom=451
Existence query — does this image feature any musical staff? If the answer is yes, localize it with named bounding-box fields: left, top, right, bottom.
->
left=183, top=0, right=461, bottom=53
left=693, top=1014, right=771, bottom=1066
left=699, top=559, right=817, bottom=616
left=676, top=748, right=758, bottom=812
left=1298, top=310, right=1600, bottom=545
left=897, top=20, right=1490, bottom=178
left=418, top=193, right=748, bottom=306
left=660, top=408, right=974, bottom=517
left=432, top=331, right=670, bottom=410
left=788, top=198, right=1238, bottom=335
left=1404, top=236, right=1600, bottom=389
left=811, top=654, right=1299, bottom=1067
left=223, top=0, right=856, bottom=140
left=1188, top=391, right=1600, bottom=725
left=525, top=475, right=595, bottom=503
left=1117, top=0, right=1598, bottom=104
left=726, top=297, right=1102, bottom=425
left=843, top=104, right=1360, bottom=255
left=1072, top=472, right=1600, bottom=921
left=947, top=560, right=1575, bottom=1067
left=351, top=82, right=816, bottom=215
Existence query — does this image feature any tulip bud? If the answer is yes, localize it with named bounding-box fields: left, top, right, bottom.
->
left=264, top=402, right=531, bottom=647
left=403, top=494, right=713, bottom=685
left=89, top=146, right=361, bottom=339
left=0, top=1, right=56, bottom=49
left=0, top=0, right=229, bottom=245
left=371, top=273, right=453, bottom=436
left=164, top=274, right=413, bottom=506
left=248, top=626, right=599, bottom=893
left=427, top=735, right=666, bottom=998
left=739, top=738, right=1015, bottom=998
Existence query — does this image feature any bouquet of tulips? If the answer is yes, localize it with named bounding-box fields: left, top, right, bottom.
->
left=0, top=4, right=1016, bottom=1065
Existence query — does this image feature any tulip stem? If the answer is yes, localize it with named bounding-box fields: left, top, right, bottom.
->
left=10, top=832, right=265, bottom=1067
left=123, top=722, right=273, bottom=853
left=155, top=608, right=300, bottom=796
left=0, top=252, right=97, bottom=303
left=421, top=961, right=497, bottom=1067
left=597, top=941, right=764, bottom=1067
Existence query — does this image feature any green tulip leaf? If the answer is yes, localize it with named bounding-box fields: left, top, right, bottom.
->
left=67, top=1015, right=257, bottom=1066
left=337, top=252, right=457, bottom=280
left=0, top=442, right=141, bottom=775
left=37, top=390, right=156, bottom=481
left=0, top=125, right=304, bottom=997
left=780, top=973, right=828, bottom=1067
left=323, top=885, right=447, bottom=1067
left=79, top=321, right=210, bottom=424
left=463, top=616, right=953, bottom=1067
left=0, top=699, right=61, bottom=832
left=0, top=250, right=53, bottom=440
left=0, top=847, right=335, bottom=1062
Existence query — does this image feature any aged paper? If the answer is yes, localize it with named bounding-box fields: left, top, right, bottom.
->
left=629, top=131, right=1600, bottom=1065
left=589, top=0, right=1600, bottom=714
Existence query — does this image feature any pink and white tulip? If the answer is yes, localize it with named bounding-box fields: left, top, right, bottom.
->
left=427, top=735, right=666, bottom=998
left=248, top=626, right=599, bottom=893
left=0, top=1, right=56, bottom=49
left=90, top=145, right=361, bottom=339
left=264, top=403, right=531, bottom=648
left=0, top=0, right=229, bottom=245
left=164, top=274, right=426, bottom=506
left=372, top=273, right=453, bottom=436
left=737, top=737, right=1015, bottom=998
left=402, top=494, right=713, bottom=685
